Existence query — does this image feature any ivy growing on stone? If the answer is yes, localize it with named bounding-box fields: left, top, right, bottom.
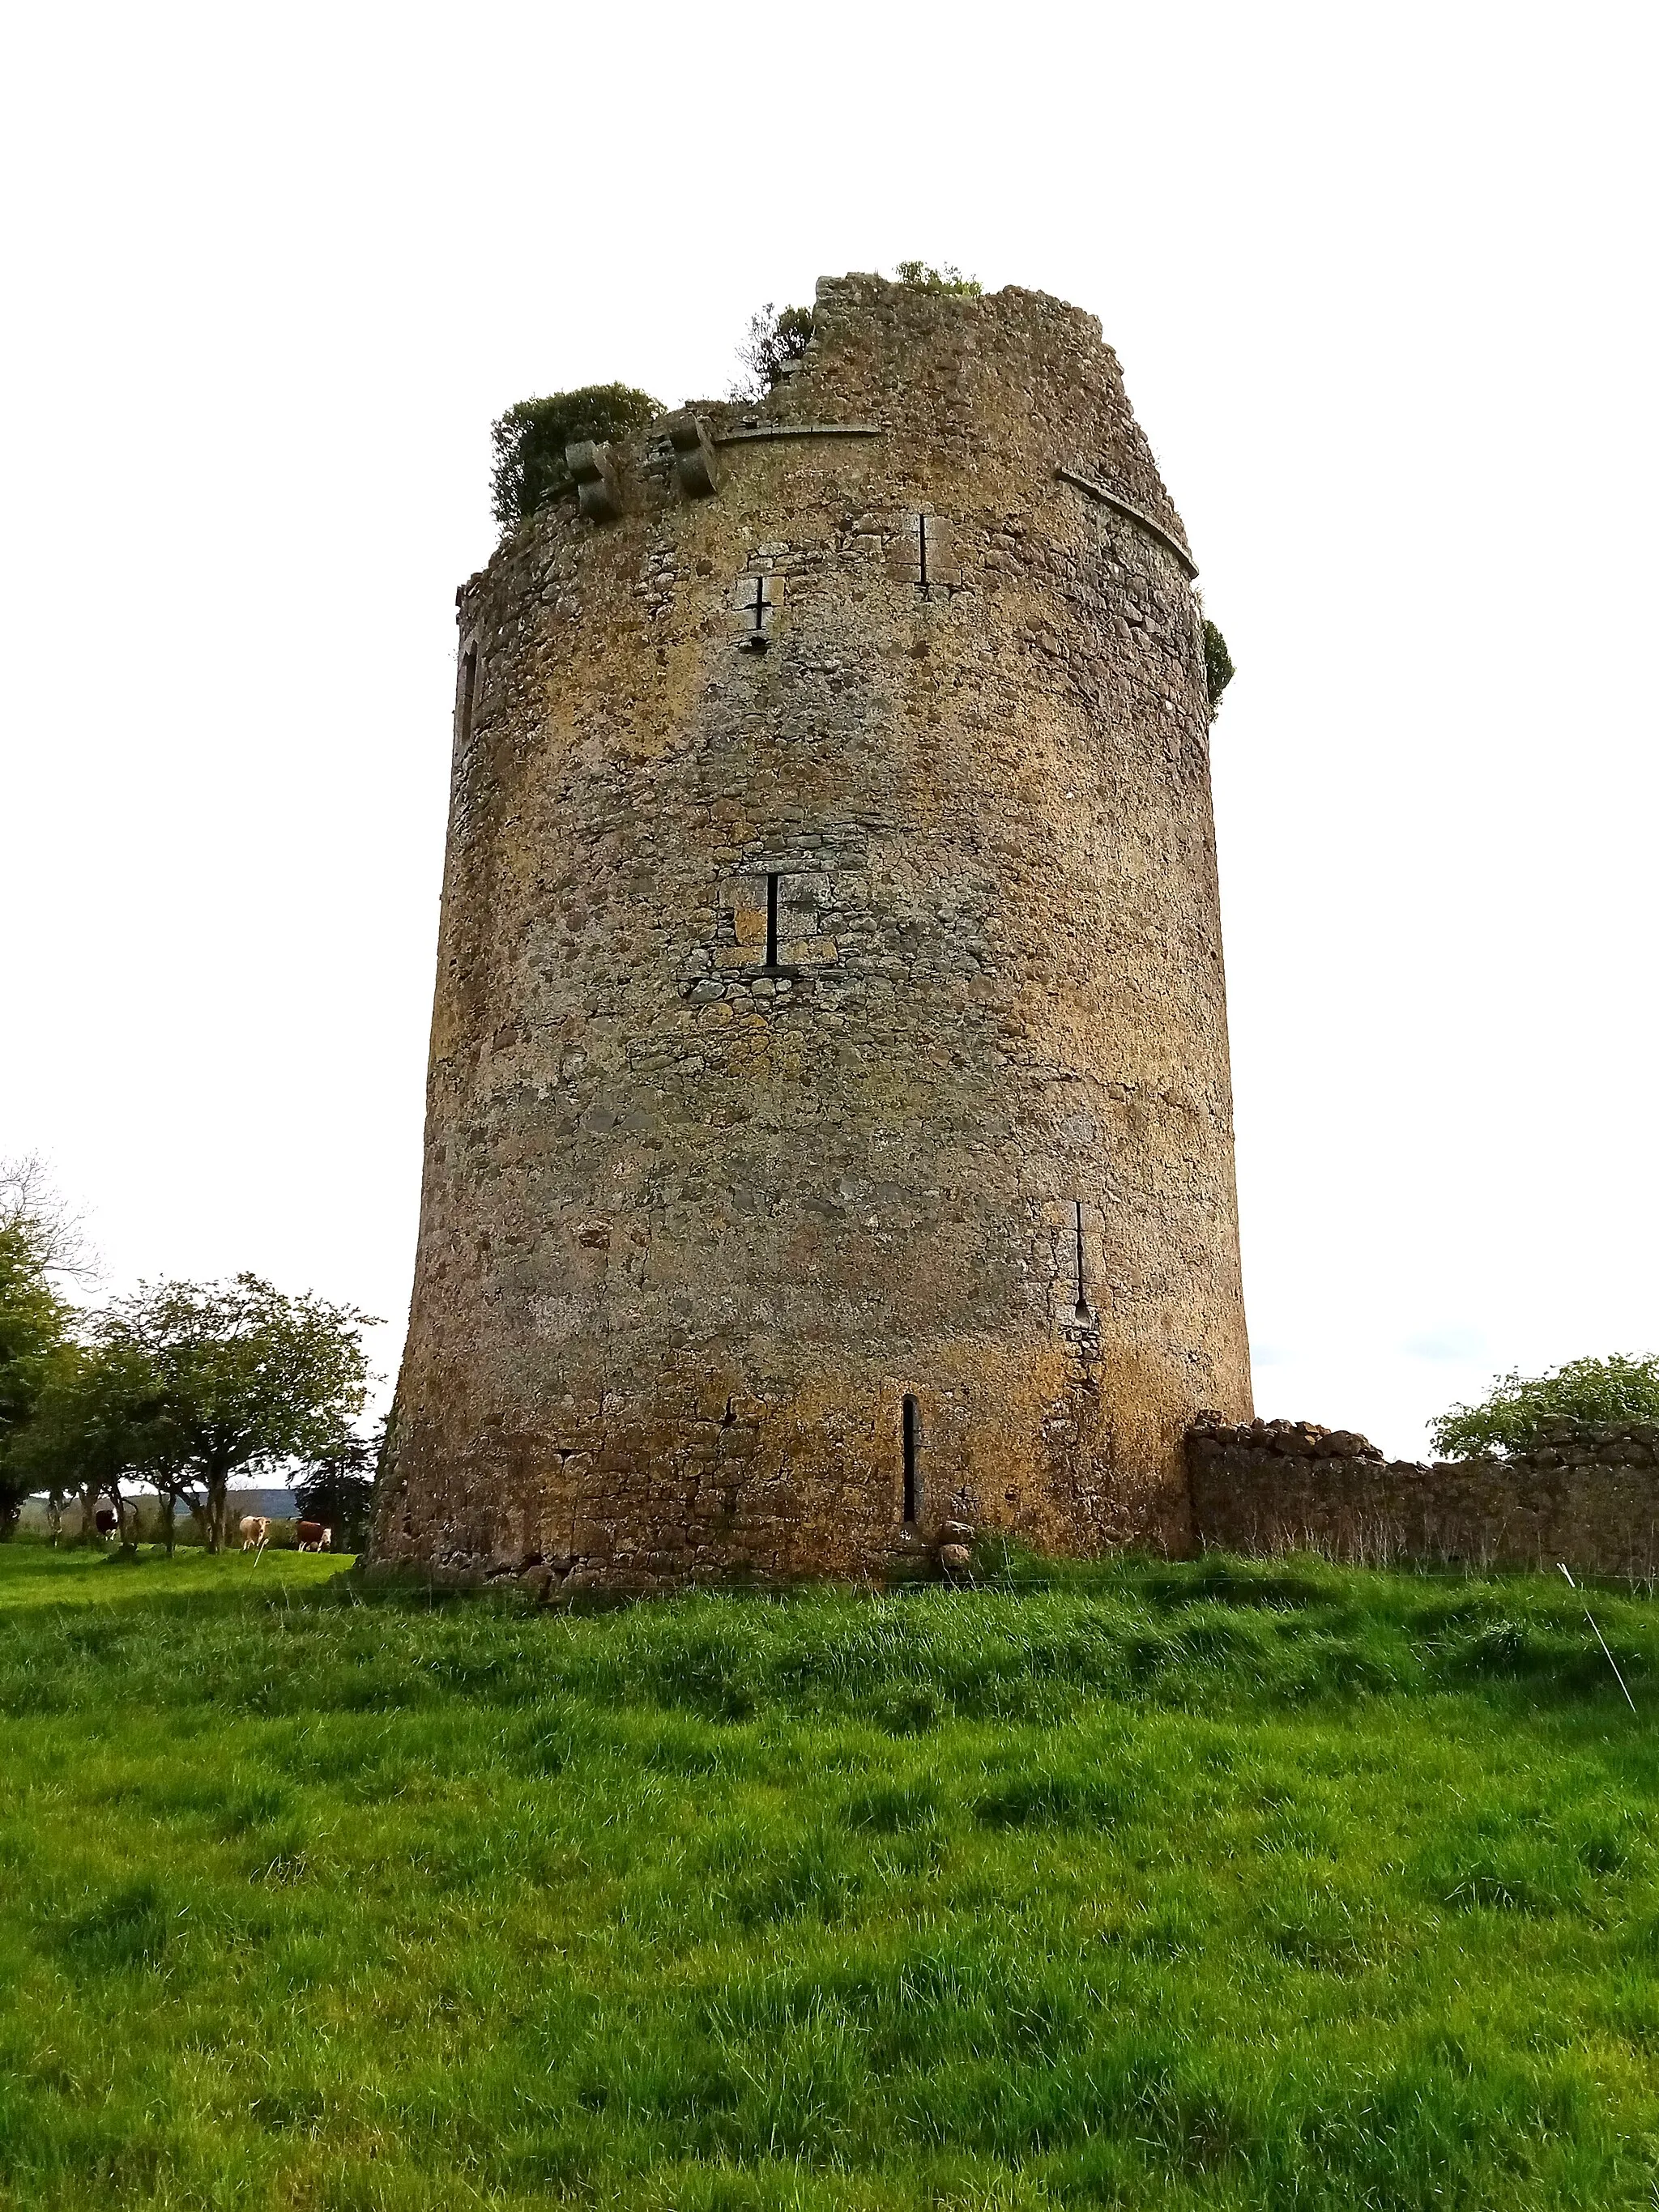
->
left=489, top=385, right=659, bottom=532
left=1203, top=620, right=1235, bottom=713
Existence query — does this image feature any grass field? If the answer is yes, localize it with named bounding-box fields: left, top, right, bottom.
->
left=3, top=1542, right=1659, bottom=2210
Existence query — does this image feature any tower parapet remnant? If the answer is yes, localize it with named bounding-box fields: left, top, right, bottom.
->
left=373, top=273, right=1252, bottom=1592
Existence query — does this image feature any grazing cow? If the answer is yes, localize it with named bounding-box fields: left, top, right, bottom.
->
left=296, top=1521, right=332, bottom=1552
left=94, top=1506, right=117, bottom=1541
left=239, top=1515, right=270, bottom=1553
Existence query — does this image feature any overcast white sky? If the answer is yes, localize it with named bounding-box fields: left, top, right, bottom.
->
left=4, top=1, right=1655, bottom=1460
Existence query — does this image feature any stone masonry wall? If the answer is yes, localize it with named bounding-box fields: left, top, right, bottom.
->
left=1188, top=1417, right=1659, bottom=1580
left=372, top=274, right=1252, bottom=1595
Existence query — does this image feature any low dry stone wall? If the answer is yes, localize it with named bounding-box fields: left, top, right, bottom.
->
left=1187, top=1416, right=1659, bottom=1580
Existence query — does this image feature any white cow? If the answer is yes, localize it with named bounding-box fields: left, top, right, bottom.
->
left=238, top=1515, right=270, bottom=1553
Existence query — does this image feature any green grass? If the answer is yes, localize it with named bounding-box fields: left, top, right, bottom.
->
left=3, top=1541, right=1659, bottom=2209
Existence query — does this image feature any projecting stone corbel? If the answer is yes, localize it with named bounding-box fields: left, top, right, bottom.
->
left=565, top=440, right=622, bottom=523
left=665, top=412, right=720, bottom=498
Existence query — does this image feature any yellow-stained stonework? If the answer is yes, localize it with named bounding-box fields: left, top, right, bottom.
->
left=372, top=274, right=1252, bottom=1592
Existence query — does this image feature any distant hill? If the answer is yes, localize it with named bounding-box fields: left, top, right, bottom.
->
left=224, top=1487, right=301, bottom=1519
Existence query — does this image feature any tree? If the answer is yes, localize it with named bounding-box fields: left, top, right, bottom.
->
left=1431, top=1353, right=1659, bottom=1460
left=0, top=1155, right=96, bottom=1281
left=6, top=1338, right=175, bottom=1551
left=0, top=1225, right=70, bottom=1535
left=733, top=304, right=816, bottom=399
left=96, top=1276, right=378, bottom=1550
left=489, top=386, right=660, bottom=532
left=293, top=1419, right=382, bottom=1551
left=0, top=1157, right=87, bottom=1538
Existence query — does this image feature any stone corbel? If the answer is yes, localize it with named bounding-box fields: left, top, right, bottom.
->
left=565, top=441, right=622, bottom=523
left=665, top=412, right=720, bottom=498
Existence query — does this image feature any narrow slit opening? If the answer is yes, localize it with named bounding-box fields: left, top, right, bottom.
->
left=459, top=645, right=478, bottom=746
left=902, top=1395, right=919, bottom=1524
left=765, top=872, right=780, bottom=968
left=741, top=575, right=770, bottom=653
left=1073, top=1200, right=1090, bottom=1319
left=917, top=513, right=928, bottom=590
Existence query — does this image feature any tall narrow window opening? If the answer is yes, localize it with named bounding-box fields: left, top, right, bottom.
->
left=458, top=645, right=478, bottom=747
left=902, top=1395, right=919, bottom=1524
left=765, top=872, right=780, bottom=968
left=739, top=574, right=770, bottom=651
left=917, top=513, right=929, bottom=590
left=1073, top=1200, right=1090, bottom=1319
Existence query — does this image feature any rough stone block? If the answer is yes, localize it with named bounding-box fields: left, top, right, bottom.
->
left=920, top=514, right=961, bottom=590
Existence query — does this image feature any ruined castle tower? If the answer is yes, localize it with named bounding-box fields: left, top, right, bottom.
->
left=372, top=274, right=1252, bottom=1592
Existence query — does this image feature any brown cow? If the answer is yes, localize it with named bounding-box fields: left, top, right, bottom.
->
left=94, top=1506, right=117, bottom=1541
left=295, top=1521, right=332, bottom=1552
left=239, top=1515, right=270, bottom=1552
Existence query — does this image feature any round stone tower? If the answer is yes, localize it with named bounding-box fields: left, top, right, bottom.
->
left=373, top=273, right=1252, bottom=1592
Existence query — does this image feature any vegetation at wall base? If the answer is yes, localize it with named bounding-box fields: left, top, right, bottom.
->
left=4, top=1544, right=1659, bottom=2208
left=1433, top=1352, right=1659, bottom=1460
left=489, top=386, right=660, bottom=532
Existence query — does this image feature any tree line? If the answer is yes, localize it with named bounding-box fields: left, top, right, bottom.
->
left=0, top=1160, right=379, bottom=1553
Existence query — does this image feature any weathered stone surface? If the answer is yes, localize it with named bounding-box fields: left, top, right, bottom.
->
left=1188, top=1415, right=1659, bottom=1579
left=373, top=274, right=1252, bottom=1593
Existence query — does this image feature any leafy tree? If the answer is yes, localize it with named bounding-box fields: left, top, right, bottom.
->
left=0, top=1157, right=87, bottom=1538
left=891, top=261, right=983, bottom=296
left=1204, top=620, right=1235, bottom=714
left=734, top=304, right=816, bottom=399
left=6, top=1338, right=175, bottom=1550
left=0, top=1230, right=70, bottom=1536
left=1431, top=1353, right=1659, bottom=1460
left=73, top=1331, right=195, bottom=1552
left=489, top=385, right=659, bottom=532
left=0, top=1155, right=95, bottom=1284
left=293, top=1419, right=382, bottom=1551
left=96, top=1275, right=378, bottom=1550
